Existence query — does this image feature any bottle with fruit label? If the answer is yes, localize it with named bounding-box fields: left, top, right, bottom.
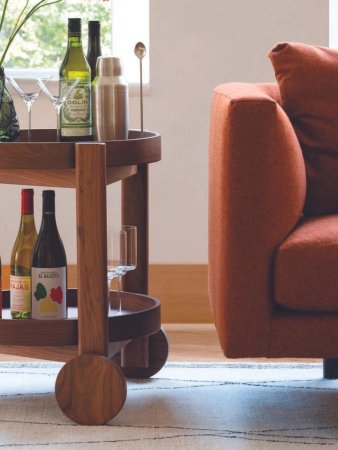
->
left=31, top=190, right=67, bottom=319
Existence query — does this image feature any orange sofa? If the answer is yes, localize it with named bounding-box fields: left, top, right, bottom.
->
left=208, top=82, right=338, bottom=377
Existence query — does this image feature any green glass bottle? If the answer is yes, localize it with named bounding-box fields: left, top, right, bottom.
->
left=59, top=18, right=93, bottom=141
left=10, top=189, right=37, bottom=319
left=87, top=20, right=102, bottom=82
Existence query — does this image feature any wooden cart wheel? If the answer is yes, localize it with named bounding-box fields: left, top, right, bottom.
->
left=114, top=328, right=169, bottom=379
left=55, top=354, right=127, bottom=425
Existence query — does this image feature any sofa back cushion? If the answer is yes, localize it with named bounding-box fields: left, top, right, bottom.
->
left=269, top=42, right=338, bottom=216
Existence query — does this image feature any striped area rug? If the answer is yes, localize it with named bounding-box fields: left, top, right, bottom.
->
left=0, top=362, right=337, bottom=449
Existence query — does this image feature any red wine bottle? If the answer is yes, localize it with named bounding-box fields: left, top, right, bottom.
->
left=31, top=190, right=67, bottom=319
left=87, top=20, right=102, bottom=81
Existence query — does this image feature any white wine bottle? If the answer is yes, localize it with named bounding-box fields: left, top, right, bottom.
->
left=31, top=191, right=67, bottom=319
left=59, top=17, right=92, bottom=141
left=10, top=189, right=37, bottom=319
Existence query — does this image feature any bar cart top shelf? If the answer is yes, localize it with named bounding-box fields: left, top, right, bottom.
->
left=0, top=129, right=161, bottom=187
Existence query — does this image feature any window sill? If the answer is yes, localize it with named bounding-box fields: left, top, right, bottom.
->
left=5, top=68, right=150, bottom=97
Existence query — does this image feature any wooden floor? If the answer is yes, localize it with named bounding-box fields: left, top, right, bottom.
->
left=165, top=324, right=320, bottom=363
left=166, top=323, right=225, bottom=361
left=0, top=323, right=321, bottom=363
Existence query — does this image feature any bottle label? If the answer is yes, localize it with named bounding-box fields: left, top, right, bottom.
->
left=31, top=267, right=67, bottom=319
left=60, top=80, right=92, bottom=136
left=10, top=275, right=31, bottom=313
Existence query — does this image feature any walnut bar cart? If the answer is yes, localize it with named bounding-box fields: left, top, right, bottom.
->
left=0, top=129, right=168, bottom=425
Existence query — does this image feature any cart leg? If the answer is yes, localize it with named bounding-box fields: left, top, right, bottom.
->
left=121, top=335, right=149, bottom=368
left=55, top=143, right=127, bottom=425
left=120, top=164, right=162, bottom=374
left=122, top=163, right=149, bottom=294
left=115, top=329, right=169, bottom=378
left=75, top=143, right=108, bottom=356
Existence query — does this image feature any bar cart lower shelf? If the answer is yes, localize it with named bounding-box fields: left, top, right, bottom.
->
left=0, top=129, right=166, bottom=425
left=1, top=290, right=169, bottom=425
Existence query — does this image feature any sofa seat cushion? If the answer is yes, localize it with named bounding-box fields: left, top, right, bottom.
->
left=274, top=215, right=338, bottom=312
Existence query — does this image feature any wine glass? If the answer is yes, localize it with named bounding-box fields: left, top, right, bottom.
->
left=107, top=225, right=137, bottom=315
left=6, top=77, right=42, bottom=141
left=107, top=229, right=127, bottom=315
left=118, top=225, right=137, bottom=313
left=36, top=77, right=79, bottom=141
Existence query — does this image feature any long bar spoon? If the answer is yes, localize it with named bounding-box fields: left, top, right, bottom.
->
left=134, top=42, right=146, bottom=137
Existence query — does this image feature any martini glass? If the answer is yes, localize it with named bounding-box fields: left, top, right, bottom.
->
left=6, top=77, right=42, bottom=141
left=37, top=77, right=79, bottom=141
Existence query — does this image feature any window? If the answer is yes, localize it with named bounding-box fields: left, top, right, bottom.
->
left=4, top=0, right=149, bottom=85
left=110, top=0, right=149, bottom=85
left=330, top=0, right=338, bottom=48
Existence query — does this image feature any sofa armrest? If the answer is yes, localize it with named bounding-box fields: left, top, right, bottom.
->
left=208, top=82, right=306, bottom=357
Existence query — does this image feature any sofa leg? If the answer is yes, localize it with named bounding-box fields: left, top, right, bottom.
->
left=323, top=359, right=338, bottom=379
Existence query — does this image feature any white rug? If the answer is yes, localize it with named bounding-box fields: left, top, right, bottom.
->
left=0, top=362, right=337, bottom=449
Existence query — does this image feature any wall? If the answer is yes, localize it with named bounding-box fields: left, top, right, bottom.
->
left=148, top=0, right=329, bottom=264
left=1, top=0, right=329, bottom=266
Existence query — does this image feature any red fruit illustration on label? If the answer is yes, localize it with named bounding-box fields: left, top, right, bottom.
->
left=50, top=286, right=63, bottom=305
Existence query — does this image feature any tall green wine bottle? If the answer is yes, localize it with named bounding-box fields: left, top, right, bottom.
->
left=59, top=18, right=92, bottom=141
left=10, top=189, right=37, bottom=319
left=87, top=20, right=102, bottom=82
left=31, top=191, right=67, bottom=319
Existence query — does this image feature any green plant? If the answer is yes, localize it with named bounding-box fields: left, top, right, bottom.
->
left=0, top=0, right=64, bottom=66
left=3, top=0, right=111, bottom=69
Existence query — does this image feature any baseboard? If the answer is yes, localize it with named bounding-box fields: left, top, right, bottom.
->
left=149, top=264, right=212, bottom=323
left=2, top=264, right=212, bottom=323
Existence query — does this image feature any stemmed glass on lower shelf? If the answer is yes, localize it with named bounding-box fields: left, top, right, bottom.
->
left=6, top=77, right=42, bottom=141
left=36, top=77, right=79, bottom=141
left=107, top=225, right=137, bottom=315
left=119, top=225, right=137, bottom=312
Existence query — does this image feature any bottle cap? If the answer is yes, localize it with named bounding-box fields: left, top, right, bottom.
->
left=68, top=18, right=81, bottom=33
left=96, top=56, right=123, bottom=76
left=42, top=190, right=55, bottom=213
left=88, top=20, right=100, bottom=35
left=21, top=188, right=34, bottom=215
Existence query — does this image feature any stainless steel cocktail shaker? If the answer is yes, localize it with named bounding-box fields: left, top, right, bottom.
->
left=92, top=56, right=129, bottom=141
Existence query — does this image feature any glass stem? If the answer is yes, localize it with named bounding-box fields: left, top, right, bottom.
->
left=27, top=102, right=32, bottom=142
left=118, top=274, right=123, bottom=314
left=107, top=278, right=112, bottom=315
left=56, top=104, right=62, bottom=142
